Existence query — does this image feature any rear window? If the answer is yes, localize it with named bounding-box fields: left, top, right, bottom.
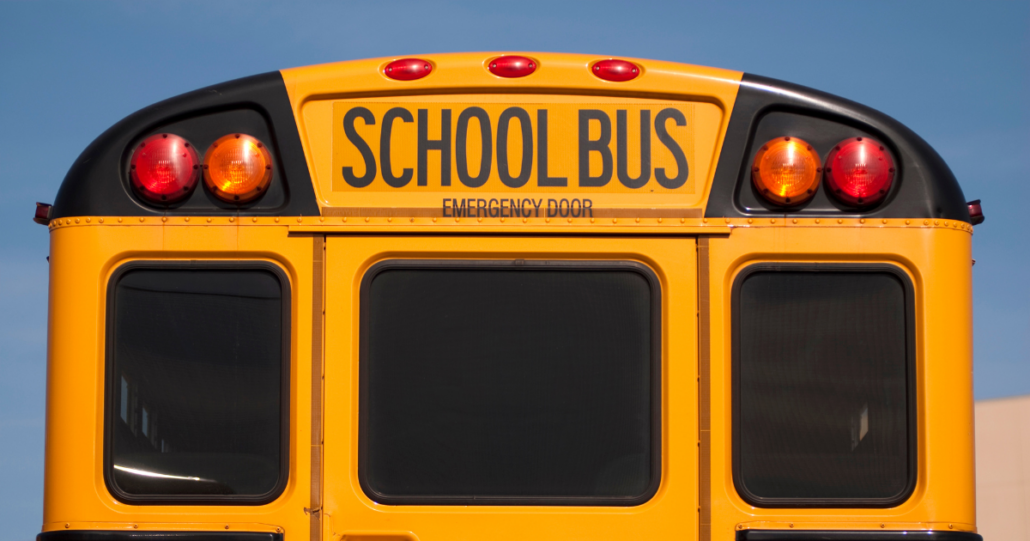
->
left=105, top=264, right=289, bottom=504
left=359, top=261, right=661, bottom=505
left=733, top=265, right=915, bottom=507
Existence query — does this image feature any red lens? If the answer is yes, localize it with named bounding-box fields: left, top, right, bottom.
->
left=488, top=55, right=536, bottom=78
left=591, top=59, right=640, bottom=82
left=129, top=133, right=199, bottom=204
left=825, top=137, right=895, bottom=206
left=384, top=58, right=433, bottom=81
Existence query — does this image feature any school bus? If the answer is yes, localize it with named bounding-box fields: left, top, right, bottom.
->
left=34, top=53, right=985, bottom=541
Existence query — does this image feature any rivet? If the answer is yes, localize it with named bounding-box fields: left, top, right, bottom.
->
left=737, top=525, right=743, bottom=530
left=253, top=217, right=258, bottom=223
left=319, top=217, right=325, bottom=222
left=276, top=528, right=282, bottom=534
left=207, top=218, right=212, bottom=223
left=75, top=218, right=79, bottom=223
left=225, top=525, right=230, bottom=530
left=770, top=219, right=776, bottom=224
left=297, top=217, right=303, bottom=223
left=658, top=217, right=663, bottom=223
left=613, top=218, right=618, bottom=224
left=789, top=524, right=794, bottom=528
left=133, top=525, right=138, bottom=529
left=274, top=217, right=280, bottom=223
left=365, top=217, right=371, bottom=222
left=880, top=524, right=885, bottom=528
left=139, top=217, right=145, bottom=223
left=905, top=220, right=910, bottom=225
left=86, top=217, right=91, bottom=223
left=814, top=219, right=821, bottom=224
left=949, top=524, right=954, bottom=529
left=681, top=218, right=686, bottom=224
left=229, top=217, right=235, bottom=222
left=944, top=221, right=949, bottom=226
left=546, top=218, right=551, bottom=223
left=837, top=219, right=843, bottom=224
left=924, top=220, right=929, bottom=225
left=161, top=217, right=167, bottom=222
left=410, top=217, right=415, bottom=223
left=523, top=218, right=528, bottom=223
left=342, top=217, right=347, bottom=222
left=567, top=218, right=573, bottom=223
left=724, top=218, right=730, bottom=224
left=882, top=219, right=888, bottom=224
left=64, top=524, right=69, bottom=529
left=389, top=217, right=394, bottom=222
left=635, top=218, right=640, bottom=223
left=860, top=218, right=866, bottom=224
left=590, top=218, right=595, bottom=223
left=432, top=217, right=438, bottom=222
left=747, top=218, right=753, bottom=224
left=477, top=217, right=482, bottom=223
left=454, top=217, right=460, bottom=223
left=118, top=218, right=123, bottom=223
left=183, top=217, right=189, bottom=222
left=792, top=219, right=798, bottom=224
left=99, top=218, right=105, bottom=223
left=702, top=218, right=707, bottom=224
left=500, top=218, right=505, bottom=223
left=934, top=220, right=940, bottom=225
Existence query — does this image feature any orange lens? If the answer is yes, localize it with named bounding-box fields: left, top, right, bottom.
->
left=203, top=134, right=273, bottom=203
left=751, top=136, right=821, bottom=205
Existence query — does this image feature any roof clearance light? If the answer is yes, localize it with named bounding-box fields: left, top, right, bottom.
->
left=825, top=137, right=895, bottom=206
left=488, top=55, right=537, bottom=78
left=203, top=134, right=273, bottom=203
left=751, top=136, right=822, bottom=205
left=384, top=58, right=433, bottom=81
left=129, top=133, right=200, bottom=204
left=591, top=59, right=640, bottom=82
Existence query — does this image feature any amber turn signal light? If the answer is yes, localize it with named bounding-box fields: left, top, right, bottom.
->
left=751, top=136, right=821, bottom=205
left=203, top=134, right=273, bottom=204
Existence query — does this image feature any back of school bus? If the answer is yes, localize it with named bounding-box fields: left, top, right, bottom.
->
left=37, top=53, right=980, bottom=541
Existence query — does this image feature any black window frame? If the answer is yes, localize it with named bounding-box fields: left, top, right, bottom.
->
left=103, top=260, right=292, bottom=506
left=357, top=259, right=663, bottom=506
left=731, top=263, right=918, bottom=508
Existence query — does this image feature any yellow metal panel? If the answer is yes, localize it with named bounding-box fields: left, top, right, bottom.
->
left=42, top=223, right=319, bottom=538
left=322, top=235, right=697, bottom=541
left=702, top=225, right=975, bottom=533
left=280, top=53, right=742, bottom=216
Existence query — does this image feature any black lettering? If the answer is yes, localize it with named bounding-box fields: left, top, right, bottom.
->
left=617, top=109, right=651, bottom=189
left=571, top=198, right=582, bottom=217
left=478, top=198, right=487, bottom=218
left=342, top=107, right=377, bottom=188
left=442, top=198, right=451, bottom=217
left=418, top=109, right=451, bottom=186
left=497, top=107, right=533, bottom=188
left=547, top=199, right=558, bottom=217
left=654, top=108, right=689, bottom=189
left=537, top=110, right=567, bottom=187
left=380, top=107, right=414, bottom=188
left=456, top=107, right=492, bottom=188
left=578, top=110, right=612, bottom=187
left=531, top=198, right=542, bottom=217
left=457, top=198, right=467, bottom=217
left=583, top=199, right=593, bottom=218
left=558, top=198, right=570, bottom=217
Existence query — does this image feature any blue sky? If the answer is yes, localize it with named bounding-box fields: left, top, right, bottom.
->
left=1, top=1, right=1027, bottom=538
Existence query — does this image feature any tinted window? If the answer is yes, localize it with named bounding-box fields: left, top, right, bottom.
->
left=734, top=267, right=913, bottom=505
left=360, top=262, right=660, bottom=505
left=107, top=266, right=287, bottom=502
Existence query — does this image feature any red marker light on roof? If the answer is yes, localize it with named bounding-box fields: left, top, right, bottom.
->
left=591, top=59, right=640, bottom=82
left=384, top=58, right=433, bottom=81
left=488, top=56, right=536, bottom=78
left=825, top=137, right=895, bottom=206
left=129, top=133, right=200, bottom=204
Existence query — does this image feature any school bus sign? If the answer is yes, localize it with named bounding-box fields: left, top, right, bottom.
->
left=330, top=100, right=720, bottom=217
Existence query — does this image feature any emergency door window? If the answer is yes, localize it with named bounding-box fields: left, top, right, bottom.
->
left=359, top=261, right=661, bottom=505
left=105, top=264, right=288, bottom=503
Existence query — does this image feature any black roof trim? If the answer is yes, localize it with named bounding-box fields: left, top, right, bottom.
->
left=706, top=73, right=968, bottom=221
left=51, top=72, right=320, bottom=218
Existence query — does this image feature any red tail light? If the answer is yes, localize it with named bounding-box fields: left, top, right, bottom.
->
left=129, top=133, right=200, bottom=204
left=384, top=58, right=433, bottom=81
left=488, top=55, right=537, bottom=78
left=824, top=137, right=895, bottom=206
left=591, top=59, right=640, bottom=82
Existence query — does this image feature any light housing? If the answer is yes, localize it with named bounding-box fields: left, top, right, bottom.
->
left=591, top=59, right=640, bottom=82
left=383, top=58, right=433, bottom=81
left=203, top=134, right=273, bottom=203
left=129, top=133, right=200, bottom=204
left=488, top=55, right=537, bottom=78
left=751, top=136, right=821, bottom=205
left=824, top=137, right=895, bottom=206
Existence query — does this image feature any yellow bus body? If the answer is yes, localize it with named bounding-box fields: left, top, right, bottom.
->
left=39, top=52, right=977, bottom=541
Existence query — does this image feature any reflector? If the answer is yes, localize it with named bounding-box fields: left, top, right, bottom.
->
left=825, top=137, right=895, bottom=206
left=203, top=134, right=273, bottom=203
left=751, top=136, right=821, bottom=205
left=129, top=133, right=199, bottom=204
